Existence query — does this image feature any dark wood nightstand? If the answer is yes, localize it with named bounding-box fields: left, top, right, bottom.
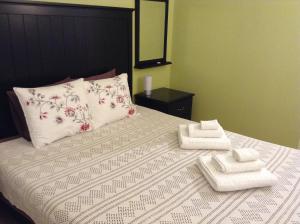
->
left=135, top=88, right=195, bottom=120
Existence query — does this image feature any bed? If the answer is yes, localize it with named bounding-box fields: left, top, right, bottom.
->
left=0, top=106, right=299, bottom=224
left=0, top=1, right=299, bottom=224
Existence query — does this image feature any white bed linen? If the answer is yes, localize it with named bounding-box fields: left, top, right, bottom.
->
left=0, top=106, right=299, bottom=224
left=197, top=155, right=277, bottom=191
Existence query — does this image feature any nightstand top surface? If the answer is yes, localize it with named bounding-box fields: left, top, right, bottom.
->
left=135, top=88, right=194, bottom=103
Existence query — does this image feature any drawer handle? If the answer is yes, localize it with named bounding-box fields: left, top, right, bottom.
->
left=177, top=107, right=185, bottom=111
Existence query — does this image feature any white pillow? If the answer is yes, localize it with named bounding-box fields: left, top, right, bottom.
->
left=85, top=73, right=136, bottom=129
left=14, top=79, right=93, bottom=148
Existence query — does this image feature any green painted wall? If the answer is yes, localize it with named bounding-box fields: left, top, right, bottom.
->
left=29, top=0, right=299, bottom=148
left=31, top=0, right=173, bottom=95
left=171, top=0, right=300, bottom=148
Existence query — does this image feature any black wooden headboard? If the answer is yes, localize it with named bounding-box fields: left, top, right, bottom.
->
left=0, top=1, right=133, bottom=139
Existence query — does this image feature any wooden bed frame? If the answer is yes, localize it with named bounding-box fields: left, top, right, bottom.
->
left=0, top=0, right=133, bottom=139
left=0, top=1, right=133, bottom=223
left=0, top=192, right=34, bottom=224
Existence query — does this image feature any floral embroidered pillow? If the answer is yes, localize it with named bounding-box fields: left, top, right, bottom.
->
left=85, top=73, right=136, bottom=129
left=13, top=79, right=93, bottom=148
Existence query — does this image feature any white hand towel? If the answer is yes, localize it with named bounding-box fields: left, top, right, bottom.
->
left=233, top=148, right=260, bottom=162
left=188, top=124, right=223, bottom=138
left=196, top=155, right=277, bottom=192
left=212, top=152, right=265, bottom=173
left=178, top=125, right=231, bottom=150
left=200, top=120, right=220, bottom=130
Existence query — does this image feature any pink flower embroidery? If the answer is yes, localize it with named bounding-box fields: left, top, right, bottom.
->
left=40, top=112, right=48, bottom=120
left=26, top=87, right=91, bottom=130
left=116, top=95, right=124, bottom=104
left=50, top=95, right=60, bottom=100
left=56, top=116, right=63, bottom=124
left=88, top=77, right=135, bottom=118
left=80, top=123, right=90, bottom=132
left=65, top=107, right=76, bottom=117
left=128, top=108, right=135, bottom=116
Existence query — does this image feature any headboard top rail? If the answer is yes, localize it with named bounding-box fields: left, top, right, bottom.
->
left=0, top=0, right=135, bottom=12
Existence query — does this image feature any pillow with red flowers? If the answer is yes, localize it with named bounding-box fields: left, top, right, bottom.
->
left=7, top=77, right=72, bottom=141
left=85, top=73, right=136, bottom=129
left=13, top=79, right=93, bottom=148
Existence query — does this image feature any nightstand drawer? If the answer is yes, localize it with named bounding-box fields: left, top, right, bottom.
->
left=168, top=98, right=193, bottom=120
left=135, top=99, right=167, bottom=113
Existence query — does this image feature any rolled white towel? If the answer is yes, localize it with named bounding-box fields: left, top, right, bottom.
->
left=212, top=152, right=265, bottom=173
left=178, top=125, right=231, bottom=150
left=233, top=148, right=260, bottom=162
left=188, top=124, right=223, bottom=138
left=196, top=155, right=277, bottom=192
left=200, top=120, right=220, bottom=130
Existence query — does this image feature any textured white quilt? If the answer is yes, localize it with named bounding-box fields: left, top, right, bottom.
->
left=0, top=106, right=299, bottom=224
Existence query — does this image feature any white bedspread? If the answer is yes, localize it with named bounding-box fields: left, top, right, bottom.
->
left=0, top=106, right=299, bottom=224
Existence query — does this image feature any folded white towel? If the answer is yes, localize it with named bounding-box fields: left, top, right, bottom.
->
left=233, top=148, right=260, bottom=162
left=212, top=152, right=265, bottom=173
left=188, top=124, right=223, bottom=138
left=178, top=125, right=231, bottom=150
left=196, top=156, right=277, bottom=192
left=200, top=120, right=220, bottom=130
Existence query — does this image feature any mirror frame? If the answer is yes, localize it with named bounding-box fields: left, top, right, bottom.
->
left=135, top=0, right=171, bottom=69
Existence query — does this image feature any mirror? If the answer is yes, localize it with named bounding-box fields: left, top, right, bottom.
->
left=140, top=0, right=165, bottom=61
left=135, top=0, right=171, bottom=69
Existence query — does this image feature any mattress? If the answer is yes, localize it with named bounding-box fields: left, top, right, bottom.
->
left=0, top=106, right=299, bottom=224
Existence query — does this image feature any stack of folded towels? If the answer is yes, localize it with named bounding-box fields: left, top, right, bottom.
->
left=196, top=148, right=278, bottom=192
left=178, top=120, right=231, bottom=150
